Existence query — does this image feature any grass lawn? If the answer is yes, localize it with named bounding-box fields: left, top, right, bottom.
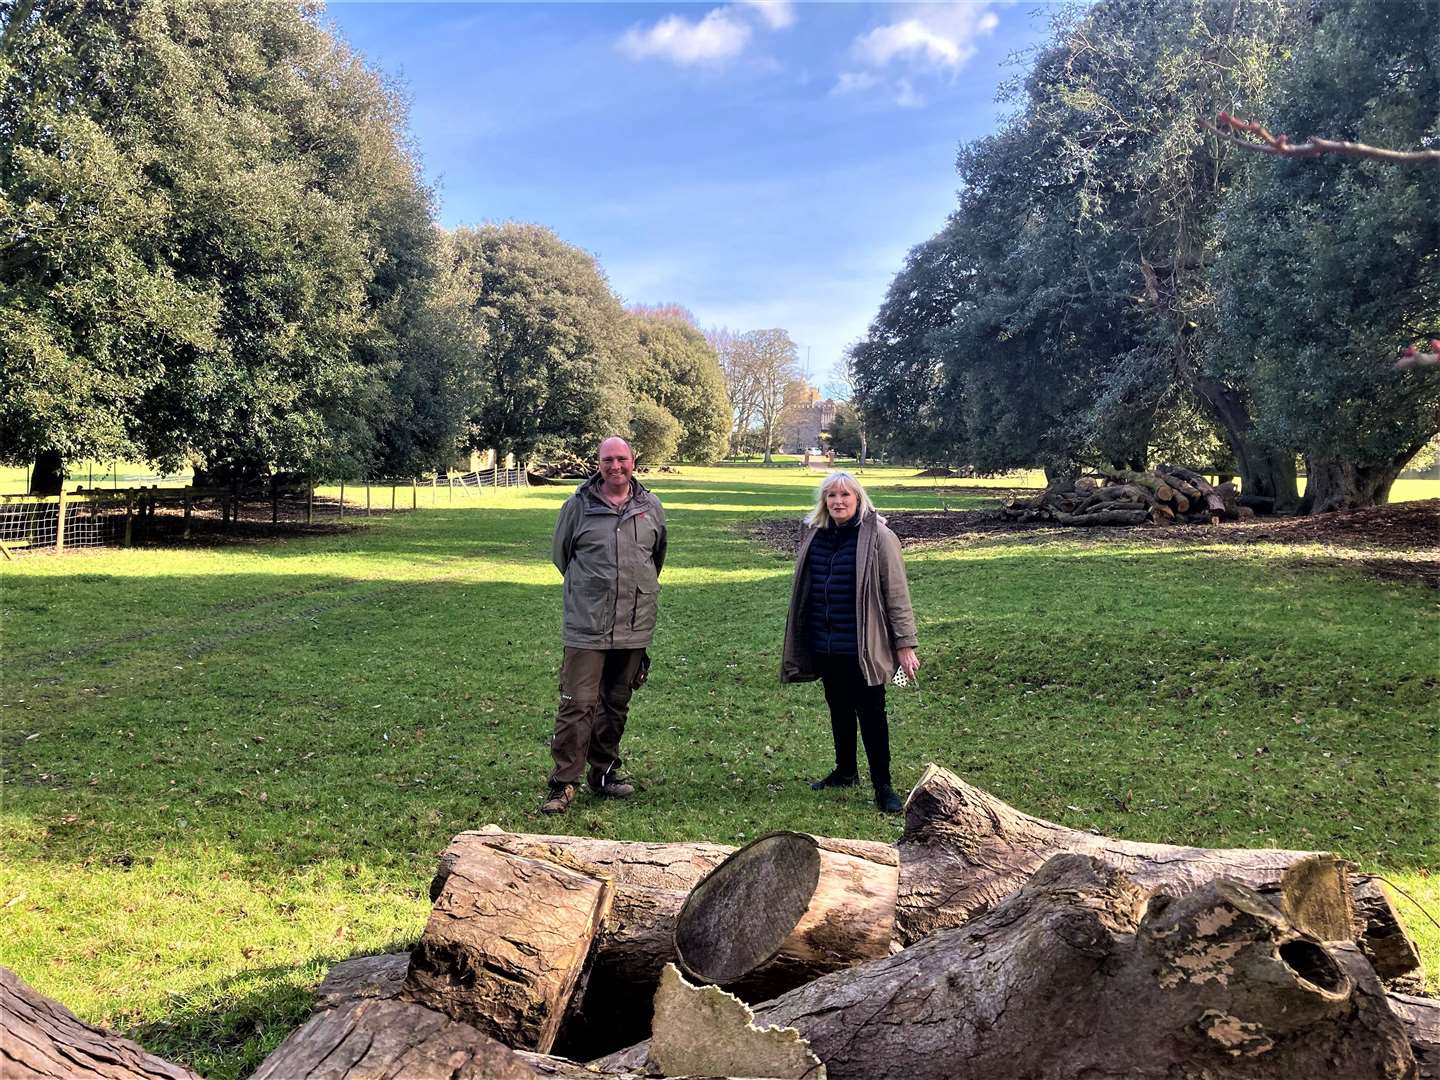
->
left=1, top=464, right=1436, bottom=1077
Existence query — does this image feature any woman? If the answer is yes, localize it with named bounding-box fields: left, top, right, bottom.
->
left=781, top=471, right=920, bottom=813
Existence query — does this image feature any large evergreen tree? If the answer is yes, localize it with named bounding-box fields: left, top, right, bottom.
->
left=630, top=310, right=729, bottom=463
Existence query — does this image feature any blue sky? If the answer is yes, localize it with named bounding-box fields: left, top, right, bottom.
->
left=325, top=1, right=1052, bottom=385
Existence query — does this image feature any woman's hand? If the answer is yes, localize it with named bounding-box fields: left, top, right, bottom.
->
left=897, top=647, right=920, bottom=679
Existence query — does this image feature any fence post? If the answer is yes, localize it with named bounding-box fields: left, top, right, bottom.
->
left=184, top=493, right=192, bottom=540
left=391, top=484, right=396, bottom=511
left=412, top=477, right=417, bottom=510
left=54, top=488, right=68, bottom=553
left=124, top=494, right=134, bottom=547
left=306, top=482, right=314, bottom=525
left=271, top=474, right=279, bottom=525
left=449, top=477, right=454, bottom=504
left=493, top=461, right=499, bottom=487
left=366, top=481, right=371, bottom=517
left=339, top=480, right=345, bottom=520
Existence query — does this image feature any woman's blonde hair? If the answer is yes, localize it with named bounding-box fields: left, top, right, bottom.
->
left=805, top=470, right=876, bottom=527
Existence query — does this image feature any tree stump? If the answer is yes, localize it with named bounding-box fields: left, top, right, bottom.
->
left=251, top=997, right=539, bottom=1079
left=405, top=843, right=611, bottom=1053
left=897, top=765, right=1381, bottom=960
left=0, top=965, right=200, bottom=1080
left=674, top=831, right=897, bottom=1000
left=600, top=855, right=1419, bottom=1079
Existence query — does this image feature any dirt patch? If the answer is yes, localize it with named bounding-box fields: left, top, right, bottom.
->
left=749, top=499, right=1440, bottom=588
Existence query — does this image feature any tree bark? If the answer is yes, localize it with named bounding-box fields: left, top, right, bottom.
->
left=1388, top=993, right=1440, bottom=1079
left=1301, top=456, right=1407, bottom=513
left=896, top=766, right=1364, bottom=952
left=1191, top=378, right=1300, bottom=513
left=404, top=843, right=612, bottom=1053
left=1351, top=875, right=1425, bottom=982
left=0, top=965, right=200, bottom=1080
left=251, top=997, right=540, bottom=1079
left=674, top=831, right=898, bottom=1001
left=745, top=856, right=1419, bottom=1079
left=29, top=449, right=63, bottom=495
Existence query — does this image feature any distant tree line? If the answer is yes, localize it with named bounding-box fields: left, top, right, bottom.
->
left=0, top=0, right=732, bottom=492
left=848, top=0, right=1438, bottom=512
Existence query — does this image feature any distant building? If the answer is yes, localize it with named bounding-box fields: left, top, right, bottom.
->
left=782, top=387, right=837, bottom=453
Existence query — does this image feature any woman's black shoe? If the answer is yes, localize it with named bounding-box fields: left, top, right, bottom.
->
left=810, top=769, right=860, bottom=791
left=875, top=784, right=903, bottom=813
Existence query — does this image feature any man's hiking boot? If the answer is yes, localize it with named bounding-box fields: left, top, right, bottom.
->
left=540, top=782, right=577, bottom=815
left=810, top=768, right=861, bottom=791
left=874, top=783, right=903, bottom=814
left=589, top=773, right=635, bottom=799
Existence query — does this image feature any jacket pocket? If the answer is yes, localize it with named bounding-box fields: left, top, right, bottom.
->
left=567, top=576, right=614, bottom=636
left=630, top=585, right=658, bottom=633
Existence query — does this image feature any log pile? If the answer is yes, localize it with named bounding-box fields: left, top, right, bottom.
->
left=1002, top=465, right=1261, bottom=526
left=15, top=768, right=1429, bottom=1078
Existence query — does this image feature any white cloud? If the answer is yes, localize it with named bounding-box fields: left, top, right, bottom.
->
left=618, top=2, right=796, bottom=67
left=831, top=71, right=881, bottom=96
left=738, top=0, right=797, bottom=30
left=618, top=8, right=752, bottom=66
left=852, top=5, right=1000, bottom=71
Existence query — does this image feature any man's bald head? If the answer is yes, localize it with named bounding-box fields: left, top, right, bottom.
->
left=598, top=436, right=633, bottom=460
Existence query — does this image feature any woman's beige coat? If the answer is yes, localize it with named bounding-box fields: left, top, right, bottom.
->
left=780, top=510, right=918, bottom=687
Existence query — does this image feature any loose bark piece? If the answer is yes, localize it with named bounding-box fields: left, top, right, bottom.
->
left=648, top=964, right=825, bottom=1079
left=674, top=831, right=897, bottom=1000
left=1388, top=992, right=1440, bottom=1079
left=434, top=828, right=894, bottom=1059
left=314, top=953, right=410, bottom=1010
left=251, top=997, right=538, bottom=1079
left=898, top=765, right=1356, bottom=949
left=745, top=856, right=1415, bottom=1079
left=405, top=844, right=612, bottom=1052
left=0, top=966, right=200, bottom=1080
left=1352, top=875, right=1425, bottom=981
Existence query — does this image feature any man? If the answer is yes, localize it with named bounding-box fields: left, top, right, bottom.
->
left=541, top=436, right=667, bottom=815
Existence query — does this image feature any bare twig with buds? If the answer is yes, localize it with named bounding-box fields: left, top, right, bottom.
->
left=1202, top=113, right=1440, bottom=166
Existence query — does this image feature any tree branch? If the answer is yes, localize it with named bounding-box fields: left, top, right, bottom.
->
left=1201, top=114, right=1440, bottom=166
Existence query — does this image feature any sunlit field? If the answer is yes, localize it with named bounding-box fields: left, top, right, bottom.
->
left=1, top=464, right=1436, bottom=1077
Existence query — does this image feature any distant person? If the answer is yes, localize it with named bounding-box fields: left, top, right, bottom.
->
left=541, top=436, right=667, bottom=815
left=781, top=471, right=919, bottom=813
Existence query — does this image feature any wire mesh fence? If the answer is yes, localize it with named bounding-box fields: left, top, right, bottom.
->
left=0, top=468, right=530, bottom=558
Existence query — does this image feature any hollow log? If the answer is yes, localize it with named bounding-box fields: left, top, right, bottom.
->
left=1352, top=874, right=1425, bottom=981
left=601, top=855, right=1418, bottom=1079
left=404, top=843, right=612, bottom=1053
left=674, top=831, right=898, bottom=1001
left=432, top=829, right=893, bottom=1059
left=896, top=765, right=1357, bottom=949
left=252, top=997, right=540, bottom=1079
left=0, top=966, right=201, bottom=1080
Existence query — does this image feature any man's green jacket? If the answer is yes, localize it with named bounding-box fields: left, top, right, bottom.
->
left=552, top=474, right=667, bottom=649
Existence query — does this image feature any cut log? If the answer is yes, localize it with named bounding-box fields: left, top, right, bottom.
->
left=599, top=856, right=1417, bottom=1079
left=896, top=765, right=1357, bottom=949
left=1388, top=992, right=1440, bottom=1079
left=404, top=843, right=612, bottom=1052
left=0, top=966, right=201, bottom=1080
left=313, top=952, right=410, bottom=1010
left=674, top=831, right=898, bottom=1000
left=1352, top=874, right=1424, bottom=981
left=432, top=828, right=894, bottom=1059
left=749, top=856, right=1419, bottom=1079
left=251, top=997, right=539, bottom=1079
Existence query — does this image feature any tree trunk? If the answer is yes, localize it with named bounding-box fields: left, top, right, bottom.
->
left=674, top=831, right=897, bottom=1001
left=405, top=843, right=612, bottom=1053
left=29, top=449, right=63, bottom=495
left=599, top=856, right=1417, bottom=1079
left=251, top=997, right=540, bottom=1080
left=896, top=766, right=1372, bottom=957
left=0, top=966, right=201, bottom=1079
left=1192, top=378, right=1300, bottom=512
left=1301, top=456, right=1406, bottom=513
left=1388, top=993, right=1440, bottom=1079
